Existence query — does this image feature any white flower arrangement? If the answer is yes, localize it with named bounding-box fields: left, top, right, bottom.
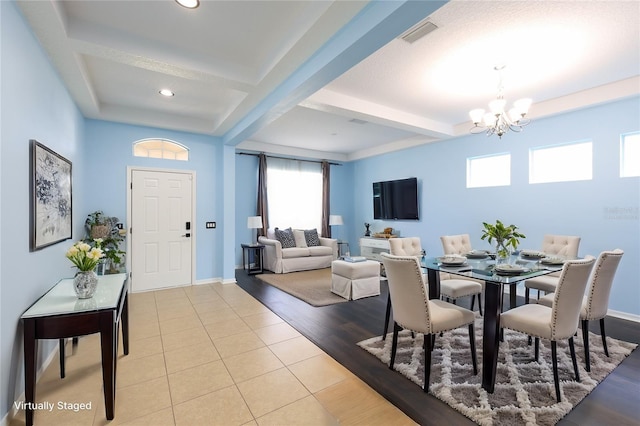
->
left=66, top=240, right=104, bottom=271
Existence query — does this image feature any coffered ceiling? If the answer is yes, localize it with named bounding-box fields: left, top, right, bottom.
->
left=17, top=1, right=640, bottom=161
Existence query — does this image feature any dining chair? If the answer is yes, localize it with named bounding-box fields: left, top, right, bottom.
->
left=524, top=234, right=581, bottom=304
left=439, top=234, right=484, bottom=315
left=537, top=249, right=623, bottom=371
left=380, top=253, right=477, bottom=392
left=383, top=237, right=424, bottom=339
left=500, top=256, right=595, bottom=402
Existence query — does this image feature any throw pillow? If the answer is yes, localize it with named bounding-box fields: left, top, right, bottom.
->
left=293, top=230, right=308, bottom=248
left=274, top=227, right=296, bottom=249
left=304, top=228, right=320, bottom=247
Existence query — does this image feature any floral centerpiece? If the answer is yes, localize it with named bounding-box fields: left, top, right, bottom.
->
left=480, top=220, right=526, bottom=262
left=66, top=240, right=104, bottom=298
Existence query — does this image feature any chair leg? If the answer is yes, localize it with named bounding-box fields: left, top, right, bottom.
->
left=478, top=295, right=483, bottom=316
left=470, top=295, right=475, bottom=311
left=431, top=334, right=436, bottom=350
left=382, top=293, right=391, bottom=341
left=389, top=322, right=400, bottom=370
left=424, top=332, right=432, bottom=392
left=551, top=341, right=561, bottom=403
left=525, top=287, right=530, bottom=304
left=468, top=324, right=478, bottom=375
left=581, top=319, right=591, bottom=372
left=534, top=337, right=540, bottom=362
left=600, top=318, right=609, bottom=357
left=569, top=337, right=580, bottom=382
left=59, top=338, right=66, bottom=379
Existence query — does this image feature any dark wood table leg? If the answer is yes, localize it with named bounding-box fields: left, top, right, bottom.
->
left=509, top=284, right=517, bottom=310
left=122, top=293, right=129, bottom=355
left=59, top=338, right=66, bottom=378
left=482, top=281, right=503, bottom=393
left=24, top=320, right=37, bottom=426
left=100, top=312, right=116, bottom=420
left=426, top=269, right=441, bottom=300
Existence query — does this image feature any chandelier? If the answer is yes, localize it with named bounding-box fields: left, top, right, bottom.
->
left=469, top=65, right=532, bottom=138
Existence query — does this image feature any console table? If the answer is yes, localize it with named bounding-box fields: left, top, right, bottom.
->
left=359, top=237, right=391, bottom=261
left=21, top=273, right=129, bottom=426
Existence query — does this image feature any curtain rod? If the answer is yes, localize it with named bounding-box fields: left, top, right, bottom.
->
left=236, top=152, right=342, bottom=166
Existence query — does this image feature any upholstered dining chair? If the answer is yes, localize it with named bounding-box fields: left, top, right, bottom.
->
left=524, top=234, right=581, bottom=304
left=439, top=234, right=484, bottom=315
left=537, top=249, right=624, bottom=372
left=380, top=253, right=477, bottom=392
left=383, top=237, right=424, bottom=339
left=500, top=256, right=595, bottom=402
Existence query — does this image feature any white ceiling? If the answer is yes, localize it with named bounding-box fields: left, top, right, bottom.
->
left=17, top=1, right=640, bottom=162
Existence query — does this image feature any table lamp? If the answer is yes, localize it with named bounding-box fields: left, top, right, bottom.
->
left=247, top=216, right=263, bottom=245
left=329, top=215, right=343, bottom=239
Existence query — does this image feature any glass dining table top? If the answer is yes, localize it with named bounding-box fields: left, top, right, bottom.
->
left=22, top=273, right=127, bottom=319
left=421, top=255, right=564, bottom=284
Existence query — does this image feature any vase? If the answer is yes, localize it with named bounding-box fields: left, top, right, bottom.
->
left=73, top=270, right=98, bottom=299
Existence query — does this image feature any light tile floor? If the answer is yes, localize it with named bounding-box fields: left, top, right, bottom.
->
left=11, top=282, right=416, bottom=426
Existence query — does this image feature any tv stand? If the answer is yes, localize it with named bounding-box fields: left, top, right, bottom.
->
left=359, top=237, right=391, bottom=262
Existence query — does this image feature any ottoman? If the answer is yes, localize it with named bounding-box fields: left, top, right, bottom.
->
left=331, top=259, right=381, bottom=300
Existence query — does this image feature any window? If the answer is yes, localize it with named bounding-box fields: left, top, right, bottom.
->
left=133, top=138, right=189, bottom=161
left=621, top=131, right=640, bottom=177
left=466, top=153, right=511, bottom=188
left=529, top=141, right=592, bottom=184
left=267, top=158, right=322, bottom=231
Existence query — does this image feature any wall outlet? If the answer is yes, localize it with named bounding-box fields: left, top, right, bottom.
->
left=206, top=222, right=216, bottom=229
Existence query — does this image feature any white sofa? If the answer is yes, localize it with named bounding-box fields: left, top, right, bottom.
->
left=259, top=230, right=338, bottom=273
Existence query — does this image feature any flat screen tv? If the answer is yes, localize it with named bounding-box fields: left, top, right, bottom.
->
left=373, top=177, right=419, bottom=220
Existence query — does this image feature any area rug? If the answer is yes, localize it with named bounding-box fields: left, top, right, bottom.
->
left=256, top=268, right=348, bottom=307
left=357, top=317, right=636, bottom=426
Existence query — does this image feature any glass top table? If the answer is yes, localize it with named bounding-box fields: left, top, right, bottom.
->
left=421, top=255, right=565, bottom=394
left=22, top=273, right=128, bottom=318
left=21, top=273, right=129, bottom=426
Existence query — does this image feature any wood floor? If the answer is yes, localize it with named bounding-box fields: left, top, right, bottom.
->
left=235, top=269, right=640, bottom=426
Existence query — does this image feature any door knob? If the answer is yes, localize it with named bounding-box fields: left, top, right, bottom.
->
left=181, top=233, right=191, bottom=238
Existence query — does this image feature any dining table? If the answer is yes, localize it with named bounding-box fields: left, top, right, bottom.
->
left=421, top=254, right=564, bottom=393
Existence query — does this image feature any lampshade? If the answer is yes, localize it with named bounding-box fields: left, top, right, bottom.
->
left=329, top=215, right=343, bottom=226
left=247, top=216, right=262, bottom=229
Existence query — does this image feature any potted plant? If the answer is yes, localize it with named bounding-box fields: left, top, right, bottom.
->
left=85, top=211, right=125, bottom=273
left=480, top=220, right=526, bottom=261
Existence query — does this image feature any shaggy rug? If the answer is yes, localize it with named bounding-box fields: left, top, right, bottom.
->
left=256, top=268, right=348, bottom=307
left=357, top=317, right=636, bottom=426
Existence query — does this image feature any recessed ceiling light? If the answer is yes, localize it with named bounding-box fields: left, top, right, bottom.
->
left=175, top=0, right=199, bottom=9
left=159, top=89, right=175, bottom=97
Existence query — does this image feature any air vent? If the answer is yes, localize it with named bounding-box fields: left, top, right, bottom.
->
left=399, top=19, right=438, bottom=44
left=349, top=118, right=367, bottom=125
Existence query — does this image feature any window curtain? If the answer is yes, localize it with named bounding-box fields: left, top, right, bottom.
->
left=321, top=160, right=330, bottom=238
left=266, top=158, right=322, bottom=231
left=256, top=153, right=269, bottom=238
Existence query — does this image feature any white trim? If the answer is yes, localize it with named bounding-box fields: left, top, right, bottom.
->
left=126, top=166, right=197, bottom=292
left=195, top=278, right=222, bottom=286
left=607, top=309, right=640, bottom=323
left=222, top=278, right=237, bottom=285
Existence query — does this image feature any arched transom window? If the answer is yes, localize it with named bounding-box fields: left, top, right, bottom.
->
left=133, top=138, right=189, bottom=161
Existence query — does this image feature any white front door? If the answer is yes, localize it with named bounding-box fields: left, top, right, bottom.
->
left=130, top=169, right=193, bottom=292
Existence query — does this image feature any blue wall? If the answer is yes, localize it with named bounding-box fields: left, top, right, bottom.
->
left=83, top=120, right=225, bottom=282
left=1, top=1, right=86, bottom=416
left=351, top=98, right=640, bottom=315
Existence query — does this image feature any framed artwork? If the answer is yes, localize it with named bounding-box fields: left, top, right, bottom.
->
left=31, top=140, right=72, bottom=250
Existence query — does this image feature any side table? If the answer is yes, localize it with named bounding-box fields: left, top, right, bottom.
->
left=337, top=240, right=350, bottom=258
left=241, top=243, right=265, bottom=275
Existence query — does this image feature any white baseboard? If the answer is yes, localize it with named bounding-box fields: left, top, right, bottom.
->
left=3, top=341, right=61, bottom=425
left=607, top=309, right=640, bottom=323
left=222, top=278, right=237, bottom=285
left=194, top=277, right=222, bottom=286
